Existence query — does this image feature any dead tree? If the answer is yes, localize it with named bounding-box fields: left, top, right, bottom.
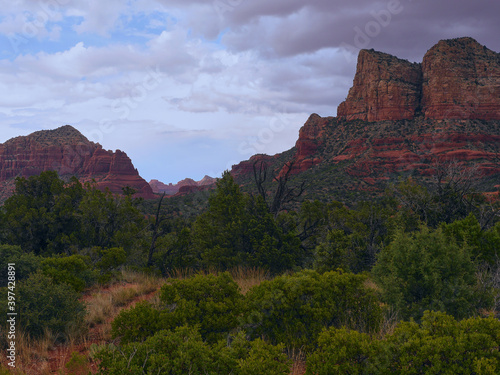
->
left=147, top=192, right=166, bottom=267
left=253, top=160, right=305, bottom=217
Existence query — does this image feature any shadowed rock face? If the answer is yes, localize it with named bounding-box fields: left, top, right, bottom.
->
left=338, top=37, right=500, bottom=122
left=0, top=125, right=155, bottom=201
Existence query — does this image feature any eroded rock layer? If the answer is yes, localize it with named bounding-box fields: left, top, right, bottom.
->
left=0, top=125, right=155, bottom=201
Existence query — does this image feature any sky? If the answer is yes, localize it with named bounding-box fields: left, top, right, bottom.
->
left=0, top=0, right=499, bottom=184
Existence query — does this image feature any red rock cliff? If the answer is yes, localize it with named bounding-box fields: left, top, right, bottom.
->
left=337, top=49, right=422, bottom=122
left=0, top=125, right=155, bottom=200
left=338, top=37, right=500, bottom=122
left=422, top=37, right=500, bottom=120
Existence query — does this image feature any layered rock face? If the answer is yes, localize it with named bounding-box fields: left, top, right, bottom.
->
left=230, top=38, right=500, bottom=194
left=337, top=50, right=422, bottom=121
left=338, top=37, right=500, bottom=122
left=422, top=37, right=500, bottom=120
left=276, top=113, right=328, bottom=177
left=149, top=175, right=216, bottom=195
left=0, top=125, right=155, bottom=200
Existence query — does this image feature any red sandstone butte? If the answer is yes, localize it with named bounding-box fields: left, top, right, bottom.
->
left=422, top=37, right=500, bottom=120
left=337, top=37, right=500, bottom=122
left=337, top=49, right=422, bottom=122
left=0, top=125, right=155, bottom=201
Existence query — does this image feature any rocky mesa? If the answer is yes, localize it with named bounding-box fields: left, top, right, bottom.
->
left=337, top=37, right=500, bottom=122
left=231, top=37, right=500, bottom=196
left=0, top=125, right=155, bottom=201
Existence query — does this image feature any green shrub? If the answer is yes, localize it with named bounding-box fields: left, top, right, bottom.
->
left=306, top=328, right=383, bottom=375
left=243, top=269, right=382, bottom=351
left=90, top=246, right=126, bottom=283
left=98, top=326, right=212, bottom=375
left=17, top=271, right=86, bottom=339
left=158, top=272, right=244, bottom=343
left=387, top=311, right=500, bottom=374
left=441, top=214, right=500, bottom=265
left=98, top=326, right=290, bottom=375
left=41, top=254, right=95, bottom=292
left=112, top=272, right=244, bottom=344
left=373, top=226, right=492, bottom=320
left=111, top=301, right=160, bottom=344
left=237, top=337, right=291, bottom=375
left=314, top=229, right=350, bottom=273
left=306, top=311, right=500, bottom=375
left=0, top=245, right=41, bottom=286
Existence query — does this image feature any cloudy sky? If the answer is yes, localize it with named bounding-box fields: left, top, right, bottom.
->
left=0, top=0, right=499, bottom=183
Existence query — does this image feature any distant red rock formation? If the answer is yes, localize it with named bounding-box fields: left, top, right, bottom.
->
left=149, top=175, right=216, bottom=195
left=0, top=125, right=155, bottom=201
left=338, top=37, right=500, bottom=122
left=231, top=154, right=276, bottom=180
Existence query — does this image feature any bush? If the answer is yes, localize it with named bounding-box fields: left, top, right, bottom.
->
left=306, top=328, right=382, bottom=375
left=98, top=326, right=290, bottom=375
left=112, top=272, right=244, bottom=344
left=41, top=254, right=95, bottom=292
left=306, top=311, right=500, bottom=375
left=158, top=272, right=244, bottom=343
left=0, top=245, right=41, bottom=286
left=111, top=301, right=160, bottom=344
left=242, top=269, right=382, bottom=351
left=372, top=226, right=492, bottom=320
left=441, top=214, right=500, bottom=265
left=386, top=311, right=500, bottom=374
left=237, top=337, right=291, bottom=375
left=17, top=271, right=86, bottom=339
left=90, top=246, right=127, bottom=283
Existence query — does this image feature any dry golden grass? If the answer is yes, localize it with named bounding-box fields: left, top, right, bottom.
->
left=230, top=266, right=269, bottom=294
left=0, top=270, right=165, bottom=374
left=85, top=293, right=114, bottom=327
left=167, top=266, right=269, bottom=294
left=288, top=348, right=307, bottom=375
left=0, top=328, right=81, bottom=375
left=111, top=286, right=139, bottom=307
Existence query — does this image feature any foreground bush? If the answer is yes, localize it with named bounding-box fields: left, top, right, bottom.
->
left=307, top=311, right=500, bottom=374
left=0, top=244, right=41, bottom=286
left=17, top=271, right=86, bottom=339
left=242, top=269, right=382, bottom=351
left=97, top=326, right=291, bottom=375
left=41, top=254, right=95, bottom=292
left=373, top=226, right=491, bottom=320
left=112, top=272, right=244, bottom=344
